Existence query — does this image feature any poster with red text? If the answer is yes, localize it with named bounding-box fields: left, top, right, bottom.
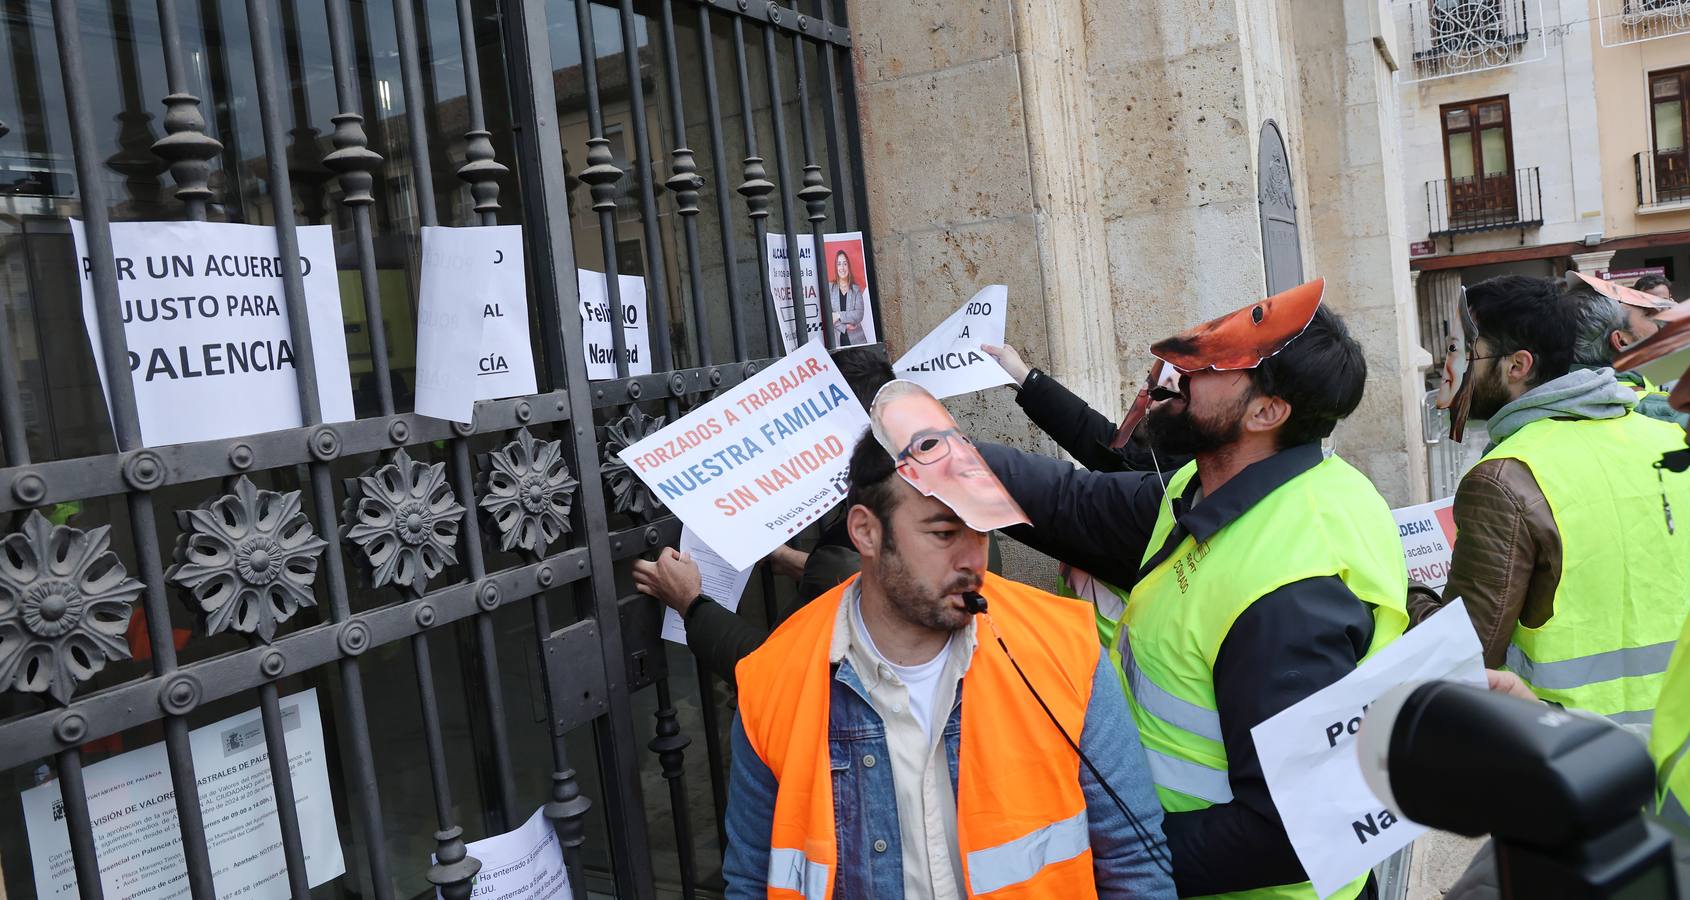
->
left=1392, top=496, right=1457, bottom=590
left=766, top=232, right=878, bottom=352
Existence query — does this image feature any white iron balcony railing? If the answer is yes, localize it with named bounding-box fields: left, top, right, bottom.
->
left=1395, top=0, right=1546, bottom=83
left=1597, top=0, right=1690, bottom=47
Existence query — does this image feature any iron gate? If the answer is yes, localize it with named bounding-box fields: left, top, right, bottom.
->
left=0, top=0, right=872, bottom=894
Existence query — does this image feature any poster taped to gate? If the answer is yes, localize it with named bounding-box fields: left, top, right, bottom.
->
left=436, top=806, right=570, bottom=900
left=766, top=232, right=878, bottom=352
left=72, top=220, right=355, bottom=446
left=578, top=269, right=653, bottom=380
left=1391, top=496, right=1457, bottom=590
left=21, top=688, right=344, bottom=900
left=615, top=338, right=871, bottom=570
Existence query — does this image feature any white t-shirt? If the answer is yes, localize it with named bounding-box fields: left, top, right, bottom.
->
left=853, top=599, right=955, bottom=743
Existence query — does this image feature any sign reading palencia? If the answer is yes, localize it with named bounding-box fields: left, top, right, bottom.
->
left=73, top=220, right=355, bottom=446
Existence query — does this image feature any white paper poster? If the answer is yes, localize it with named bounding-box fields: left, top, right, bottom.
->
left=437, top=806, right=570, bottom=900
left=436, top=225, right=536, bottom=402
left=1392, top=496, right=1457, bottom=590
left=22, top=689, right=344, bottom=900
left=72, top=220, right=355, bottom=446
left=413, top=227, right=493, bottom=423
left=893, top=286, right=1013, bottom=399
left=662, top=527, right=755, bottom=645
left=578, top=269, right=653, bottom=380
left=1251, top=603, right=1486, bottom=897
left=617, top=339, right=871, bottom=570
left=766, top=231, right=878, bottom=352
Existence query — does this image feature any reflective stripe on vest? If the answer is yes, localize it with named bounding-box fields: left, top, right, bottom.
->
left=1651, top=614, right=1690, bottom=828
left=1120, top=629, right=1222, bottom=742
left=965, top=810, right=1089, bottom=895
left=768, top=849, right=830, bottom=900
left=1144, top=748, right=1233, bottom=805
left=1482, top=413, right=1690, bottom=718
left=1504, top=640, right=1677, bottom=691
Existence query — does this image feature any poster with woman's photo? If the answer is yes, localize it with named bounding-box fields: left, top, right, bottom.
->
left=765, top=231, right=879, bottom=352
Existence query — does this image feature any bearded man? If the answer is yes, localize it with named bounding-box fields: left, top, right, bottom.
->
left=978, top=281, right=1410, bottom=899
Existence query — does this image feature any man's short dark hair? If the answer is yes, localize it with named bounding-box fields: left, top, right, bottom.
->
left=1247, top=305, right=1367, bottom=449
left=832, top=346, right=895, bottom=409
left=1465, top=275, right=1576, bottom=388
left=1634, top=273, right=1671, bottom=295
left=845, top=430, right=901, bottom=547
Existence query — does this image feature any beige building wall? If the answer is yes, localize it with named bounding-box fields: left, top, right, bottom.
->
left=1589, top=6, right=1690, bottom=241
left=849, top=0, right=1429, bottom=523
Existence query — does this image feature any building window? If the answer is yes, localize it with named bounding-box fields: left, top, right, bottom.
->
left=1440, top=96, right=1517, bottom=222
left=1651, top=66, right=1690, bottom=200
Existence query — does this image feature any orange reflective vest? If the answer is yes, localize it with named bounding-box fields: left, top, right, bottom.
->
left=736, top=572, right=1104, bottom=899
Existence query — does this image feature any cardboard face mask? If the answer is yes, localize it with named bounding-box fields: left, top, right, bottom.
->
left=1435, top=289, right=1479, bottom=443
left=1570, top=270, right=1675, bottom=313
left=869, top=380, right=1030, bottom=532
left=1110, top=278, right=1325, bottom=447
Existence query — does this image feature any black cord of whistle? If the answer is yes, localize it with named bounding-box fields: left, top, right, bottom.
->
left=962, top=591, right=1176, bottom=877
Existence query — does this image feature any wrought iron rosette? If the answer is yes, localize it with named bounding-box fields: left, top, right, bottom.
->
left=600, top=406, right=667, bottom=522
left=479, top=428, right=578, bottom=556
left=342, top=448, right=466, bottom=595
left=0, top=512, right=143, bottom=704
left=166, top=476, right=328, bottom=643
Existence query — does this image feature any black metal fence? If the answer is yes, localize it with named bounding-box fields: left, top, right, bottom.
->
left=1424, top=166, right=1543, bottom=242
left=0, top=0, right=870, bottom=896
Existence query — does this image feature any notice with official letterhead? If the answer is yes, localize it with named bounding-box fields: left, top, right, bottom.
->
left=616, top=338, right=871, bottom=570
left=1392, top=496, right=1457, bottom=590
left=21, top=688, right=343, bottom=900
left=577, top=269, right=653, bottom=379
left=765, top=232, right=878, bottom=352
left=1251, top=602, right=1485, bottom=897
left=893, top=285, right=1013, bottom=399
left=72, top=220, right=355, bottom=447
left=435, top=806, right=569, bottom=900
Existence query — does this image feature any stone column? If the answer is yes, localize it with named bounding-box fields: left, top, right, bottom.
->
left=1570, top=249, right=1618, bottom=275
left=1290, top=0, right=1430, bottom=505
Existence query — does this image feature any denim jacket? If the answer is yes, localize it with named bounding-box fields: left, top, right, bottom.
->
left=723, top=652, right=1177, bottom=898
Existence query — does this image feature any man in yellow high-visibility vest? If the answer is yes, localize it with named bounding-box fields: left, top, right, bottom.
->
left=979, top=280, right=1407, bottom=899
left=1415, top=275, right=1690, bottom=724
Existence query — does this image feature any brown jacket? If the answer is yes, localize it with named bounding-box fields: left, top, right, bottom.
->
left=1406, top=457, right=1561, bottom=667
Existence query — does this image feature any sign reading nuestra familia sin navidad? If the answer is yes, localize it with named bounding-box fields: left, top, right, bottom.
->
left=73, top=220, right=355, bottom=446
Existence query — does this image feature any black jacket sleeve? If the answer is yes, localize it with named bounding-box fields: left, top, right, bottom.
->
left=1016, top=369, right=1125, bottom=472
left=977, top=441, right=1164, bottom=588
left=683, top=598, right=767, bottom=687
left=1161, top=575, right=1377, bottom=896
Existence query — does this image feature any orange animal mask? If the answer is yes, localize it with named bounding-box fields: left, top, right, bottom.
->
left=1569, top=270, right=1675, bottom=312
left=1110, top=279, right=1325, bottom=448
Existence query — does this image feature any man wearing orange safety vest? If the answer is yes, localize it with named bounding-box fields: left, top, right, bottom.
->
left=724, top=416, right=1177, bottom=898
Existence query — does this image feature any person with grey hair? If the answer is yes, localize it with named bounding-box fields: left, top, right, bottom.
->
left=1562, top=274, right=1686, bottom=425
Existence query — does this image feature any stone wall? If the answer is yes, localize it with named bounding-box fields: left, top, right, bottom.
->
left=849, top=0, right=1429, bottom=577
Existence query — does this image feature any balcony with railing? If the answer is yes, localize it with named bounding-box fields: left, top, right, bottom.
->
left=1598, top=0, right=1690, bottom=47
left=1424, top=166, right=1544, bottom=241
left=1397, top=0, right=1544, bottom=82
left=1635, top=150, right=1690, bottom=210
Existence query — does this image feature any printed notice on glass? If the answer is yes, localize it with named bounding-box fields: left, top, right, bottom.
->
left=436, top=806, right=570, bottom=900
left=578, top=269, right=653, bottom=379
left=661, top=526, right=755, bottom=645
left=21, top=688, right=344, bottom=900
left=72, top=220, right=355, bottom=447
